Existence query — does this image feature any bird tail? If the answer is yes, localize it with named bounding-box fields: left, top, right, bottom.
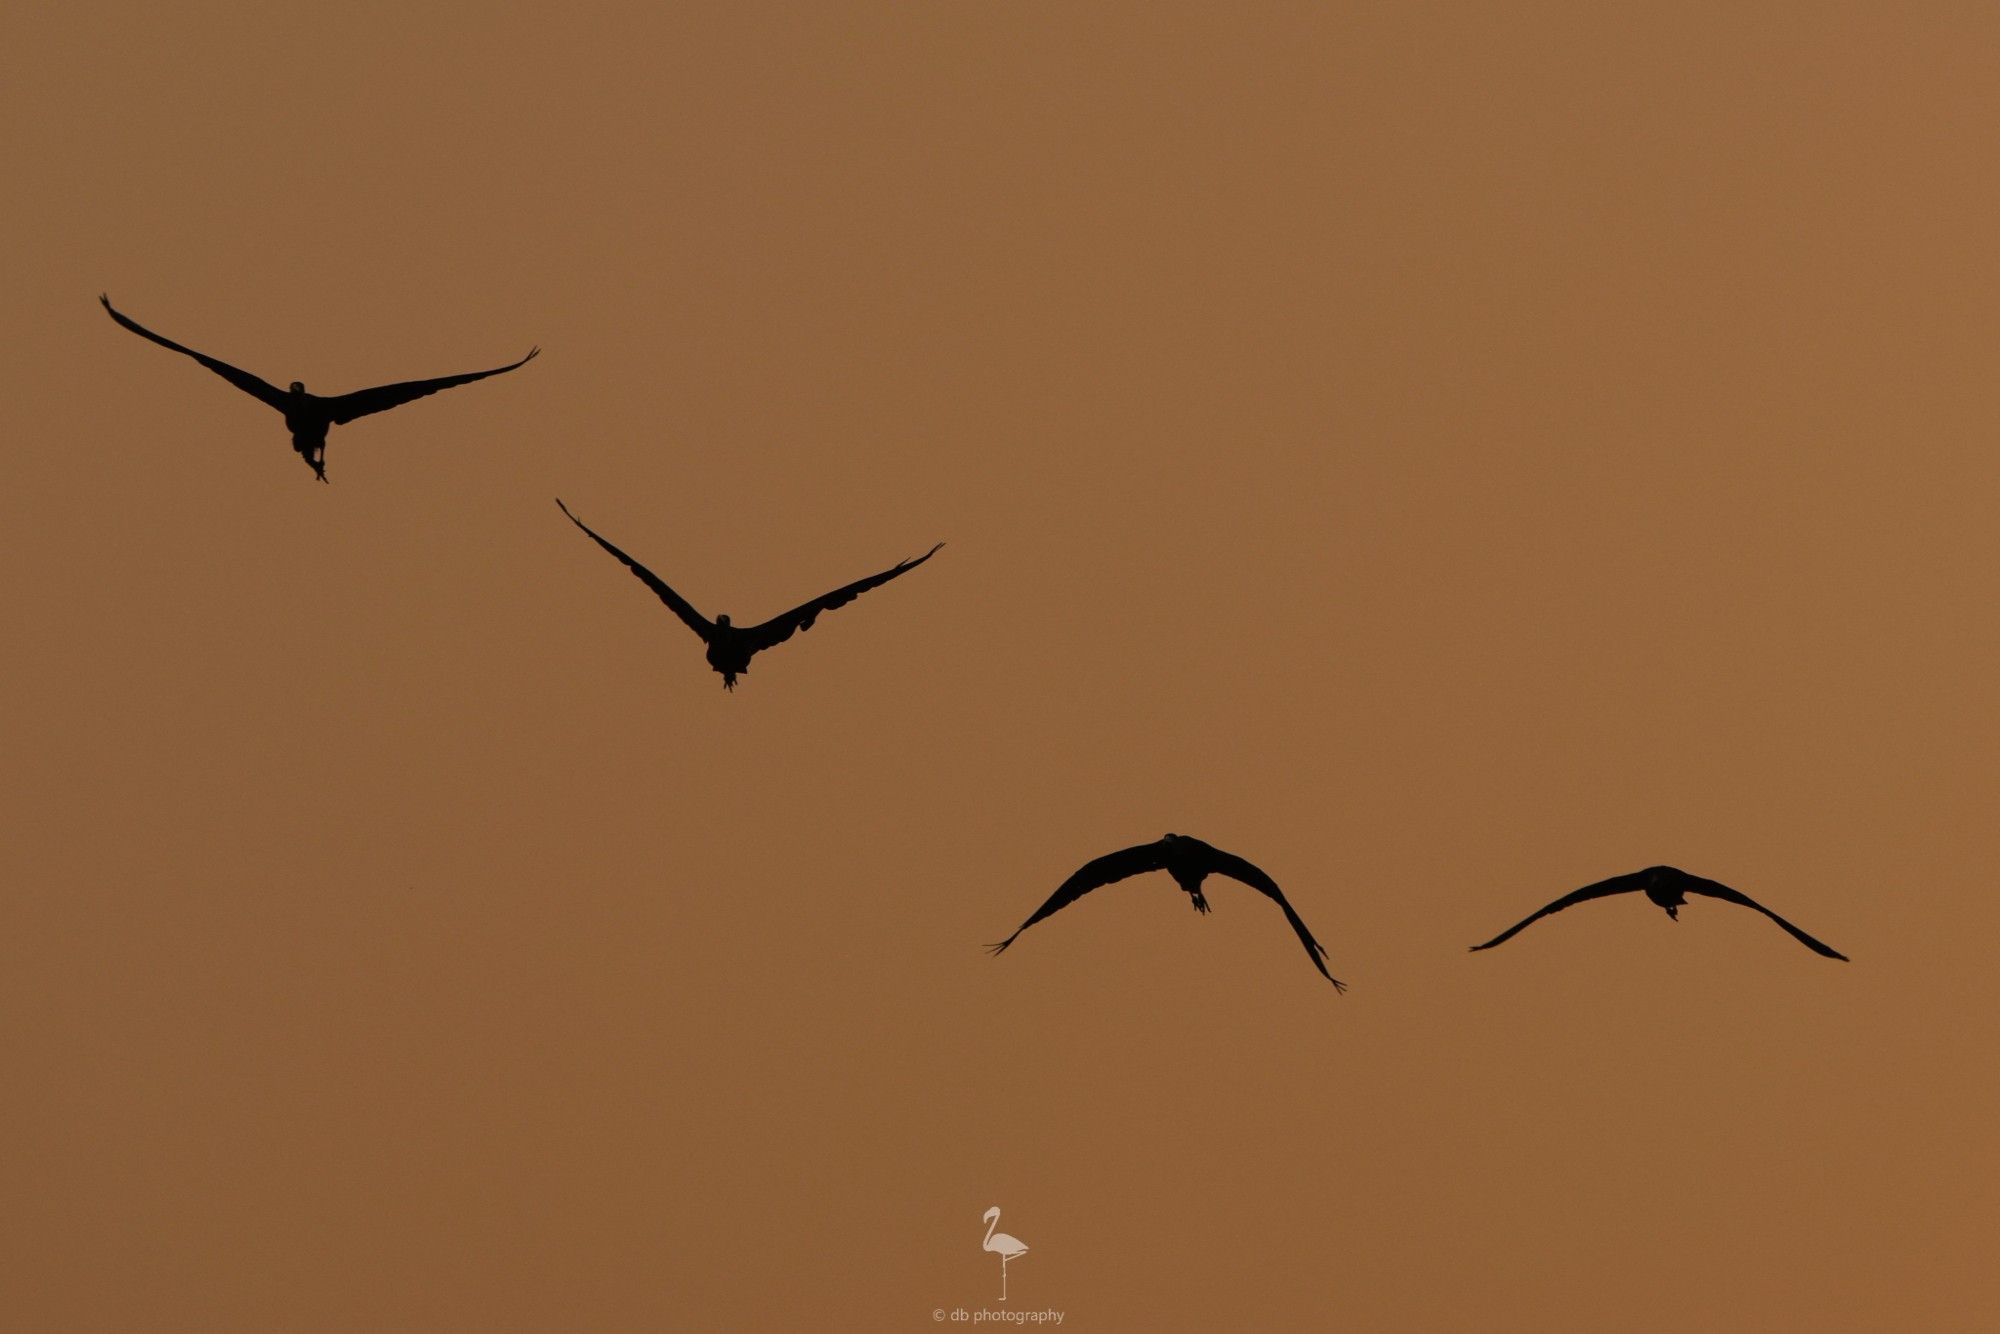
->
left=721, top=673, right=737, bottom=692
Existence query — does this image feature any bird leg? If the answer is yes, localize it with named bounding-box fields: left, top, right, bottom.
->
left=297, top=440, right=329, bottom=482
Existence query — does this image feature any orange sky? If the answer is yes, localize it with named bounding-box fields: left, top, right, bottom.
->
left=5, top=3, right=1998, bottom=1329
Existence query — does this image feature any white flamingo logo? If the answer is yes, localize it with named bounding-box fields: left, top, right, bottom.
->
left=981, top=1206, right=1029, bottom=1301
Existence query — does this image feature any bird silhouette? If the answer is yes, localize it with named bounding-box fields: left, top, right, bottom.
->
left=981, top=1207, right=1028, bottom=1303
left=100, top=295, right=537, bottom=482
left=988, top=833, right=1345, bottom=989
left=1468, top=864, right=1849, bottom=959
left=555, top=499, right=942, bottom=691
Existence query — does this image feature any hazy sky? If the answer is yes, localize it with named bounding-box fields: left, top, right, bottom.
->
left=6, top=4, right=1998, bottom=1329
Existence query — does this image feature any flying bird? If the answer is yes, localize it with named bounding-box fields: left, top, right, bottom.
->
left=100, top=294, right=538, bottom=482
left=1468, top=864, right=1849, bottom=959
left=555, top=499, right=942, bottom=691
left=988, top=833, right=1345, bottom=989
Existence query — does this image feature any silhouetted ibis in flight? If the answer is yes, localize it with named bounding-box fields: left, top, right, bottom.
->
left=101, top=294, right=537, bottom=481
left=555, top=499, right=941, bottom=691
left=989, top=833, right=1345, bottom=989
left=1468, top=864, right=1848, bottom=959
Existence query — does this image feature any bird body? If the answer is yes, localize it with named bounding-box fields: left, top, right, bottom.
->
left=1469, top=864, right=1848, bottom=959
left=1642, top=870, right=1688, bottom=920
left=280, top=393, right=332, bottom=478
left=1160, top=835, right=1216, bottom=912
left=704, top=624, right=755, bottom=686
left=101, top=295, right=537, bottom=482
left=989, top=833, right=1345, bottom=989
left=555, top=499, right=942, bottom=690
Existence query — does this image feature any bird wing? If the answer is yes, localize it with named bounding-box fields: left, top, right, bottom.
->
left=1682, top=875, right=1850, bottom=960
left=987, top=841, right=1171, bottom=955
left=1204, top=848, right=1345, bottom=990
left=322, top=347, right=538, bottom=424
left=738, top=543, right=943, bottom=653
left=555, top=499, right=712, bottom=643
left=1467, top=871, right=1651, bottom=951
left=100, top=294, right=290, bottom=411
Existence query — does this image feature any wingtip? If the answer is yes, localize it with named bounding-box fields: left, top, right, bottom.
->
left=985, top=939, right=1013, bottom=957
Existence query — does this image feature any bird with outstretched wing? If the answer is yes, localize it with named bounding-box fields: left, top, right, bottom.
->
left=100, top=294, right=537, bottom=481
left=990, top=833, right=1345, bottom=990
left=1468, top=864, right=1848, bottom=960
left=556, top=498, right=942, bottom=690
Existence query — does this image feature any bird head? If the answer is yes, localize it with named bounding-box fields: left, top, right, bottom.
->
left=288, top=381, right=306, bottom=394
left=715, top=614, right=732, bottom=628
left=983, top=1207, right=1000, bottom=1224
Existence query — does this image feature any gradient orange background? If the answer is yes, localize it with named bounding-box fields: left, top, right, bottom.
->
left=7, top=3, right=1998, bottom=1329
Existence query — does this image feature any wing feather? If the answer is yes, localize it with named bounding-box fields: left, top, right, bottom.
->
left=987, top=841, right=1171, bottom=955
left=739, top=543, right=943, bottom=653
left=324, top=347, right=538, bottom=424
left=1468, top=871, right=1650, bottom=951
left=1205, top=848, right=1345, bottom=990
left=555, top=500, right=712, bottom=642
left=100, top=295, right=289, bottom=411
left=1683, top=876, right=1850, bottom=960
